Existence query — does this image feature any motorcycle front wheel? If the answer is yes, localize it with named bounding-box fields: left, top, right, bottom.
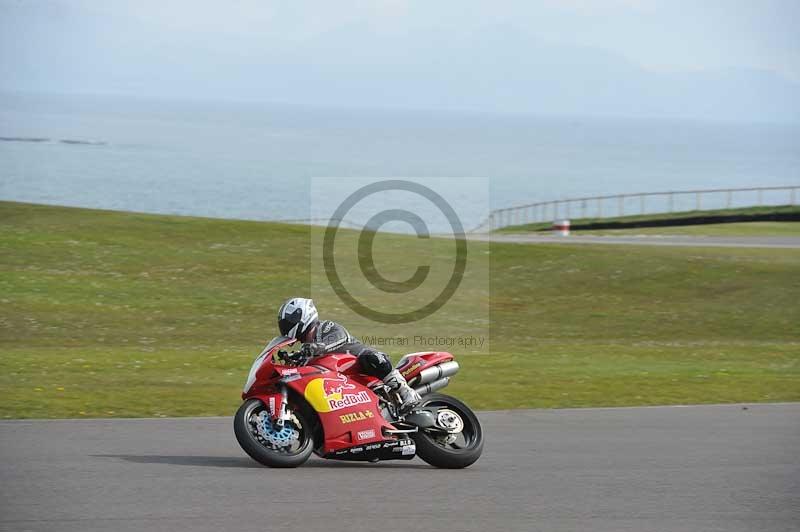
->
left=411, top=393, right=483, bottom=469
left=234, top=398, right=314, bottom=468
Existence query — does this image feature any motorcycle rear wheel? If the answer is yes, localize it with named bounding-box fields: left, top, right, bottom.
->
left=412, top=393, right=483, bottom=469
left=234, top=398, right=314, bottom=468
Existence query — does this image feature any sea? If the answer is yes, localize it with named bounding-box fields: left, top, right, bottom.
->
left=1, top=92, right=798, bottom=232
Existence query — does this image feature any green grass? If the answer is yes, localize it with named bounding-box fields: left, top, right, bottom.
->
left=1, top=201, right=799, bottom=418
left=499, top=205, right=800, bottom=234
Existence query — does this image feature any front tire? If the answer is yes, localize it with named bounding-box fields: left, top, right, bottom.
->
left=234, top=398, right=314, bottom=468
left=412, top=393, right=483, bottom=469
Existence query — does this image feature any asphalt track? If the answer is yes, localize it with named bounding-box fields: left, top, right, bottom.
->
left=1, top=404, right=798, bottom=532
left=473, top=234, right=800, bottom=248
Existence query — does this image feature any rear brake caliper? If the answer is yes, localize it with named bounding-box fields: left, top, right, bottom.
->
left=434, top=409, right=464, bottom=445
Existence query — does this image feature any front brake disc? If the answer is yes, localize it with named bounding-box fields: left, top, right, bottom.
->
left=255, top=411, right=300, bottom=449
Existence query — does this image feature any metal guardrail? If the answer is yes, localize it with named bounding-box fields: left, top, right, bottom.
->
left=473, top=185, right=800, bottom=233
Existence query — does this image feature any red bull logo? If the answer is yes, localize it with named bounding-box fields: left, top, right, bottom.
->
left=304, top=374, right=371, bottom=413
left=321, top=375, right=355, bottom=398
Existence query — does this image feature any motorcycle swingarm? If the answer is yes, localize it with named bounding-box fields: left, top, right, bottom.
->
left=400, top=406, right=459, bottom=433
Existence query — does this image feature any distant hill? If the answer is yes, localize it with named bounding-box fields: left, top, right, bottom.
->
left=2, top=13, right=797, bottom=123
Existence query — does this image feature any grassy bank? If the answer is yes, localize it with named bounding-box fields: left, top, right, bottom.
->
left=499, top=205, right=800, bottom=234
left=1, top=201, right=799, bottom=418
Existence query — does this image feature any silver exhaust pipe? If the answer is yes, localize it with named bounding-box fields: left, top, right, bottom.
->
left=415, top=361, right=459, bottom=386
left=414, top=377, right=450, bottom=396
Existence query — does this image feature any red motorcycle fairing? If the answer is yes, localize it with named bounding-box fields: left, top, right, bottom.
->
left=242, top=342, right=411, bottom=459
left=282, top=365, right=397, bottom=455
left=396, top=351, right=454, bottom=383
left=310, top=353, right=360, bottom=375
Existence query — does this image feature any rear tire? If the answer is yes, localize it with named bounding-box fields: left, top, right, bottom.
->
left=234, top=398, right=314, bottom=468
left=412, top=393, right=483, bottom=469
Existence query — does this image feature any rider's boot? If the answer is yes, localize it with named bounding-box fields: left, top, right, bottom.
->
left=383, top=369, right=421, bottom=413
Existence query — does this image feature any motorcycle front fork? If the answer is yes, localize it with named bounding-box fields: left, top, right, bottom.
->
left=273, top=385, right=291, bottom=428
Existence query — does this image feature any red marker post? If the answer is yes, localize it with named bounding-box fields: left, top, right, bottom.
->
left=552, top=219, right=570, bottom=236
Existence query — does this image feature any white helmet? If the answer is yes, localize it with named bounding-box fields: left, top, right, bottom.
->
left=277, top=297, right=319, bottom=340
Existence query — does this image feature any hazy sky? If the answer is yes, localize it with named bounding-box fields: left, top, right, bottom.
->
left=1, top=0, right=799, bottom=120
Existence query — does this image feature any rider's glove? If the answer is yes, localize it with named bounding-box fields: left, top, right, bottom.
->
left=299, top=342, right=325, bottom=359
left=282, top=343, right=325, bottom=366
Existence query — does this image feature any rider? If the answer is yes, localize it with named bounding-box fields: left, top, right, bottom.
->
left=277, top=297, right=421, bottom=412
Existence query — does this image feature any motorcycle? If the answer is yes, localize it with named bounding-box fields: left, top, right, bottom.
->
left=234, top=335, right=483, bottom=468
